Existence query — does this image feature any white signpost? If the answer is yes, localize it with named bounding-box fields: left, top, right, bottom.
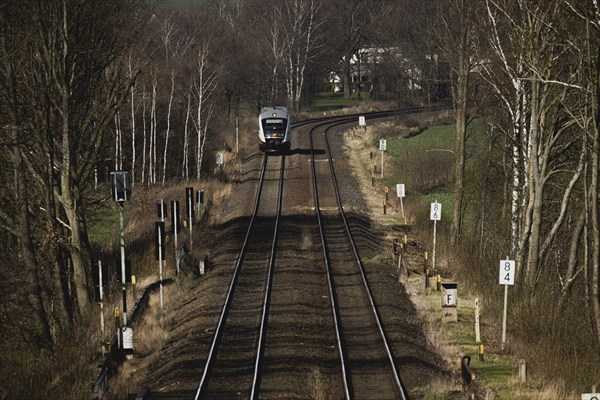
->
left=430, top=202, right=441, bottom=271
left=582, top=394, right=600, bottom=400
left=216, top=152, right=224, bottom=166
left=359, top=115, right=366, bottom=127
left=499, top=259, right=515, bottom=350
left=396, top=184, right=405, bottom=220
left=379, top=139, right=386, bottom=178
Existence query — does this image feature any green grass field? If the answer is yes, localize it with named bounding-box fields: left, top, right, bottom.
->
left=311, top=91, right=373, bottom=111
left=87, top=208, right=130, bottom=249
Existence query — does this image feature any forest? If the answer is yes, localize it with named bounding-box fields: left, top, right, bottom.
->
left=1, top=0, right=600, bottom=397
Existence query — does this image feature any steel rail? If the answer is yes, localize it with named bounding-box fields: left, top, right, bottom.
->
left=306, top=108, right=423, bottom=399
left=309, top=125, right=353, bottom=400
left=194, top=154, right=283, bottom=400
left=322, top=120, right=409, bottom=399
left=250, top=155, right=285, bottom=399
left=293, top=105, right=449, bottom=128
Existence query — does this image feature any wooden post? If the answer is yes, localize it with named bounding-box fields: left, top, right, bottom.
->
left=132, top=275, right=137, bottom=302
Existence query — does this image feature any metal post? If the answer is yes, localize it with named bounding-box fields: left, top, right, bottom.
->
left=98, top=260, right=106, bottom=358
left=380, top=150, right=384, bottom=179
left=174, top=201, right=179, bottom=276
left=432, top=219, right=437, bottom=272
left=159, top=199, right=165, bottom=306
left=158, top=223, right=164, bottom=308
left=119, top=202, right=127, bottom=327
left=502, top=284, right=508, bottom=350
left=188, top=193, right=193, bottom=252
left=399, top=196, right=404, bottom=221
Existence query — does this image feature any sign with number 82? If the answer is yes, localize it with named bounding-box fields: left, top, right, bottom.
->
left=499, top=260, right=515, bottom=285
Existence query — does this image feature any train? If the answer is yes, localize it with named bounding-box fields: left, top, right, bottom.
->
left=258, top=106, right=291, bottom=153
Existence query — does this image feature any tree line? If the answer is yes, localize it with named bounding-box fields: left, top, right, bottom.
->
left=0, top=0, right=432, bottom=356
left=441, top=0, right=600, bottom=365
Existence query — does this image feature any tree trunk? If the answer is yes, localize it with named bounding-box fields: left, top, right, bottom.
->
left=162, top=73, right=175, bottom=184
left=59, top=0, right=90, bottom=313
left=450, top=1, right=469, bottom=244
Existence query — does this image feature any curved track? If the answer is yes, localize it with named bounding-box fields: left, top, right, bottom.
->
left=192, top=108, right=447, bottom=399
left=309, top=118, right=409, bottom=399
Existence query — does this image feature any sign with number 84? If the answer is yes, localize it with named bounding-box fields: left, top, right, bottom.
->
left=499, top=260, right=515, bottom=285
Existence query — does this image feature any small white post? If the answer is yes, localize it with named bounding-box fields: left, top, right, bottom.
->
left=518, top=359, right=527, bottom=383
left=475, top=298, right=481, bottom=343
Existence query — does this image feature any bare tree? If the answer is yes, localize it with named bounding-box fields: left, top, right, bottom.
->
left=278, top=0, right=325, bottom=110
left=0, top=0, right=144, bottom=321
left=480, top=0, right=590, bottom=295
left=193, top=39, right=218, bottom=180
left=436, top=0, right=479, bottom=244
left=564, top=0, right=600, bottom=345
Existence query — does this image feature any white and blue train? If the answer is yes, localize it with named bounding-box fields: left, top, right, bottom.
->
left=258, top=106, right=291, bottom=153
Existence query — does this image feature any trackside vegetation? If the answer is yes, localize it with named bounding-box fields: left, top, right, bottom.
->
left=364, top=116, right=597, bottom=398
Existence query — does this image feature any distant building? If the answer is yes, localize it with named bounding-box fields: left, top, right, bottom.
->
left=330, top=45, right=448, bottom=101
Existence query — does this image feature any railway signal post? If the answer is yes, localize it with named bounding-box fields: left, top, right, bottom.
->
left=396, top=183, right=405, bottom=221
left=186, top=187, right=195, bottom=258
left=171, top=200, right=181, bottom=275
left=379, top=138, right=386, bottom=179
left=110, top=171, right=133, bottom=355
left=156, top=201, right=167, bottom=308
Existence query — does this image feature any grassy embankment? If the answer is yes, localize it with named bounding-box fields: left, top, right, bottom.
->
left=360, top=116, right=578, bottom=399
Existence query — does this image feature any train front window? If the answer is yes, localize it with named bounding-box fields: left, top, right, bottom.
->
left=262, top=118, right=287, bottom=133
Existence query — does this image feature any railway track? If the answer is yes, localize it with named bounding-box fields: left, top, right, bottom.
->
left=192, top=109, right=446, bottom=399
left=309, top=118, right=409, bottom=399
left=194, top=154, right=285, bottom=399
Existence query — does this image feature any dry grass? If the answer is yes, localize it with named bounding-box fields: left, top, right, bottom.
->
left=308, top=367, right=328, bottom=400
left=109, top=275, right=197, bottom=398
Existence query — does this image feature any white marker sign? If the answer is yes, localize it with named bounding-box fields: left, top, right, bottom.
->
left=582, top=394, right=600, bottom=400
left=396, top=184, right=405, bottom=198
left=430, top=202, right=441, bottom=220
left=359, top=116, right=366, bottom=126
left=216, top=152, right=224, bottom=165
left=379, top=139, right=387, bottom=151
left=499, top=260, right=515, bottom=285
